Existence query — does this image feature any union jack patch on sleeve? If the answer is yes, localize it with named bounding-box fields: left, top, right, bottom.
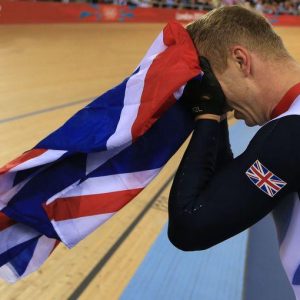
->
left=245, top=160, right=287, bottom=197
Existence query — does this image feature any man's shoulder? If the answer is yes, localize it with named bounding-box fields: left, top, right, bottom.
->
left=247, top=114, right=300, bottom=151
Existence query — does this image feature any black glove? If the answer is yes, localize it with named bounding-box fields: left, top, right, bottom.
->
left=181, top=56, right=226, bottom=116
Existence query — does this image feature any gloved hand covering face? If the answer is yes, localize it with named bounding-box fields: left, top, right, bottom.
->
left=181, top=56, right=228, bottom=116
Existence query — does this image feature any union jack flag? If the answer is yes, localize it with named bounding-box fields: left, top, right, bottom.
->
left=0, top=22, right=201, bottom=282
left=245, top=160, right=287, bottom=197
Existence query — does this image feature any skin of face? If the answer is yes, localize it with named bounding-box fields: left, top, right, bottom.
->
left=212, top=47, right=268, bottom=127
left=207, top=40, right=300, bottom=127
left=215, top=65, right=259, bottom=126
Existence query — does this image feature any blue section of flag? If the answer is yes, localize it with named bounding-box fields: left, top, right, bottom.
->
left=13, top=151, right=71, bottom=187
left=261, top=164, right=268, bottom=174
left=0, top=236, right=40, bottom=272
left=36, top=70, right=139, bottom=153
left=293, top=264, right=300, bottom=284
left=14, top=166, right=45, bottom=186
left=3, top=154, right=87, bottom=238
left=261, top=185, right=268, bottom=194
left=88, top=102, right=194, bottom=178
left=248, top=176, right=259, bottom=185
left=9, top=237, right=40, bottom=277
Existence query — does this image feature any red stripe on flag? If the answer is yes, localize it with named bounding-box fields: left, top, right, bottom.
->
left=0, top=211, right=16, bottom=231
left=0, top=149, right=47, bottom=175
left=44, top=188, right=143, bottom=221
left=251, top=167, right=279, bottom=191
left=131, top=21, right=201, bottom=141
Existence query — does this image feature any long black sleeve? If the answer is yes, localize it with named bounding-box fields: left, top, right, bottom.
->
left=169, top=120, right=220, bottom=214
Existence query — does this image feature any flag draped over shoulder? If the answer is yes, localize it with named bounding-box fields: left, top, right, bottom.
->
left=0, top=21, right=201, bottom=282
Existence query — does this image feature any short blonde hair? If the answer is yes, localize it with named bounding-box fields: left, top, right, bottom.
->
left=186, top=6, right=290, bottom=73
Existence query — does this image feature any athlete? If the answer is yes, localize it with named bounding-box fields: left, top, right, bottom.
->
left=168, top=5, right=300, bottom=255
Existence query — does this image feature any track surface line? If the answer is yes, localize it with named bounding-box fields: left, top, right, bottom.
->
left=0, top=97, right=94, bottom=124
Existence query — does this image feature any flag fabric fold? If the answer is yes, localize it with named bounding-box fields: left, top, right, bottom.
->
left=0, top=21, right=201, bottom=281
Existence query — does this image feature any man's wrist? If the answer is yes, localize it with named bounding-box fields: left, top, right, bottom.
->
left=195, top=114, right=221, bottom=122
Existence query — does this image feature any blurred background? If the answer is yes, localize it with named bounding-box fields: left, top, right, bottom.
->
left=19, top=0, right=300, bottom=17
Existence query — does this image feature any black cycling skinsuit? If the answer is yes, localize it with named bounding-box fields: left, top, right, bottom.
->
left=168, top=83, right=300, bottom=252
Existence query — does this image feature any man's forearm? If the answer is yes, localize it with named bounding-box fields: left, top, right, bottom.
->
left=168, top=119, right=221, bottom=250
left=168, top=119, right=220, bottom=215
left=168, top=118, right=232, bottom=215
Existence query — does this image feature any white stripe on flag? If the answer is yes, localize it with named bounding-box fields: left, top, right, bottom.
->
left=137, top=31, right=167, bottom=67
left=173, top=84, right=186, bottom=100
left=45, top=180, right=81, bottom=205
left=11, top=150, right=67, bottom=172
left=88, top=32, right=167, bottom=173
left=0, top=177, right=32, bottom=209
left=52, top=212, right=114, bottom=248
left=106, top=32, right=167, bottom=151
left=0, top=223, right=40, bottom=256
left=0, top=172, right=16, bottom=195
left=53, top=168, right=161, bottom=198
left=85, top=143, right=129, bottom=175
left=106, top=62, right=154, bottom=150
left=21, top=236, right=57, bottom=279
left=0, top=236, right=57, bottom=283
left=0, top=263, right=19, bottom=283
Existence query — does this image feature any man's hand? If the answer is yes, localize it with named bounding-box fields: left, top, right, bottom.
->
left=181, top=57, right=227, bottom=118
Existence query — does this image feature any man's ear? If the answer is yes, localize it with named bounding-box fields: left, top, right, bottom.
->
left=231, top=46, right=251, bottom=76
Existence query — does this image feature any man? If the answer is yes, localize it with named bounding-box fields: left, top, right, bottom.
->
left=168, top=5, right=300, bottom=296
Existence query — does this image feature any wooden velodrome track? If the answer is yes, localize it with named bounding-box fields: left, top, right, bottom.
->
left=0, top=23, right=300, bottom=300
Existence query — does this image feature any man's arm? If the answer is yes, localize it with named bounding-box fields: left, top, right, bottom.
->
left=216, top=117, right=234, bottom=168
left=168, top=115, right=300, bottom=251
